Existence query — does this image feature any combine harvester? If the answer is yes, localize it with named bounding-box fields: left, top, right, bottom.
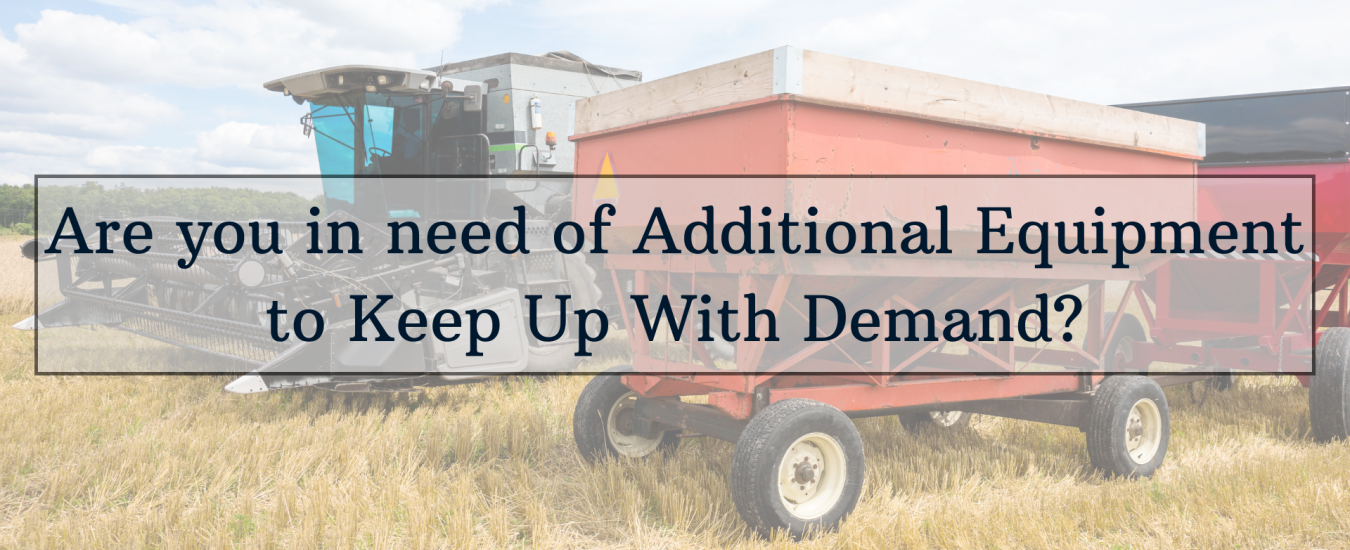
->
left=21, top=47, right=1348, bottom=539
left=24, top=52, right=633, bottom=391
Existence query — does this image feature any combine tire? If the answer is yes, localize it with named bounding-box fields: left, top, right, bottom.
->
left=730, top=399, right=865, bottom=540
left=573, top=365, right=680, bottom=462
left=1311, top=328, right=1350, bottom=442
left=1086, top=375, right=1170, bottom=478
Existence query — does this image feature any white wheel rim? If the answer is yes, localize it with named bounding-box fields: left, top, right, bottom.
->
left=1125, top=398, right=1162, bottom=464
left=777, top=432, right=847, bottom=520
left=930, top=411, right=963, bottom=427
left=605, top=392, right=666, bottom=458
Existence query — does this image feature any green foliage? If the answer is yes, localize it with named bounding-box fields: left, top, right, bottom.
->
left=0, top=184, right=34, bottom=229
left=0, top=223, right=32, bottom=236
left=27, top=181, right=324, bottom=232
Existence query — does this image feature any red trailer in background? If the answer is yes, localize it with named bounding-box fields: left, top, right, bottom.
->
left=564, top=48, right=1346, bottom=539
left=1120, top=88, right=1349, bottom=438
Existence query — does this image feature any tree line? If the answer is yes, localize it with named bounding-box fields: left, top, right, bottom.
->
left=0, top=182, right=325, bottom=236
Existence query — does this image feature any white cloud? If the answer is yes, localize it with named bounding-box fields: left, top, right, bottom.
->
left=1, top=0, right=493, bottom=183
left=795, top=0, right=1349, bottom=104
left=80, top=122, right=317, bottom=173
left=0, top=31, right=179, bottom=142
left=0, top=131, right=98, bottom=158
left=525, top=0, right=1347, bottom=105
left=84, top=144, right=201, bottom=173
left=15, top=1, right=491, bottom=90
left=3, top=0, right=1347, bottom=187
left=194, top=121, right=316, bottom=171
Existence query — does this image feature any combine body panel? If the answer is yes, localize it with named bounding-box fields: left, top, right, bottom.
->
left=428, top=52, right=642, bottom=218
left=429, top=52, right=642, bottom=177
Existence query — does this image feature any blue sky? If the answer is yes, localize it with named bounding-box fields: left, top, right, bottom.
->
left=3, top=0, right=1346, bottom=190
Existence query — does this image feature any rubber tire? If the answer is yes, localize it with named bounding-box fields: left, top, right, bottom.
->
left=898, top=410, right=973, bottom=432
left=899, top=345, right=981, bottom=431
left=1085, top=375, right=1170, bottom=478
left=1103, top=312, right=1148, bottom=371
left=573, top=365, right=680, bottom=463
left=730, top=399, right=865, bottom=540
left=527, top=250, right=603, bottom=374
left=1311, top=328, right=1350, bottom=442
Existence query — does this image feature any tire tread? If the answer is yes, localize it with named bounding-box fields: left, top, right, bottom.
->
left=1311, top=328, right=1350, bottom=442
left=1085, top=375, right=1169, bottom=477
left=730, top=399, right=863, bottom=539
left=573, top=365, right=679, bottom=462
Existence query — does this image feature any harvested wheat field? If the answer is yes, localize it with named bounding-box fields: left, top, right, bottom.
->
left=1, top=234, right=1347, bottom=549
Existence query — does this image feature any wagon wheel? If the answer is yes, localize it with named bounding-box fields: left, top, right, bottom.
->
left=899, top=344, right=979, bottom=431
left=1311, top=327, right=1350, bottom=442
left=1103, top=312, right=1147, bottom=372
left=1085, top=375, right=1170, bottom=478
left=730, top=399, right=865, bottom=540
left=898, top=410, right=972, bottom=431
left=573, top=365, right=680, bottom=461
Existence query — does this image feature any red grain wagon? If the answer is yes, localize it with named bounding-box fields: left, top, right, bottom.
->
left=564, top=48, right=1336, bottom=539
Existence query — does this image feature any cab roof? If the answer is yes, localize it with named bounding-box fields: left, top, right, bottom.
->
left=262, top=65, right=439, bottom=99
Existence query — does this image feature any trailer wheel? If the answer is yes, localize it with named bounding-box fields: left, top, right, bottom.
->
left=1103, top=312, right=1147, bottom=371
left=1086, top=375, right=1170, bottom=477
left=730, top=399, right=864, bottom=540
left=1311, top=328, right=1350, bottom=442
left=573, top=365, right=680, bottom=462
left=898, top=410, right=972, bottom=431
left=898, top=345, right=981, bottom=431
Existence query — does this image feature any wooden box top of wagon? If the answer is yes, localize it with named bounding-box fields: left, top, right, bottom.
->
left=571, top=46, right=1205, bottom=161
left=569, top=47, right=1203, bottom=252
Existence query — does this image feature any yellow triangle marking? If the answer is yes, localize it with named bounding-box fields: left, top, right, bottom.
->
left=593, top=153, right=619, bottom=202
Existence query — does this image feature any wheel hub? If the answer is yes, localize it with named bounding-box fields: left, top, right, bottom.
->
left=604, top=392, right=666, bottom=458
left=931, top=411, right=963, bottom=427
left=777, top=432, right=848, bottom=520
left=793, top=461, right=816, bottom=484
left=1125, top=398, right=1162, bottom=464
left=781, top=443, right=824, bottom=501
left=614, top=407, right=635, bottom=437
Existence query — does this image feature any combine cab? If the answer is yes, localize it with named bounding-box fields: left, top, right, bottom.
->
left=23, top=53, right=639, bottom=393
